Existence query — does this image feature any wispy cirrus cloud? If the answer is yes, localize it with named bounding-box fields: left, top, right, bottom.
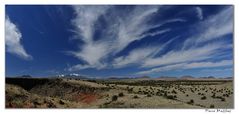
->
left=67, top=6, right=233, bottom=76
left=138, top=60, right=232, bottom=75
left=113, top=36, right=177, bottom=68
left=141, top=42, right=228, bottom=68
left=195, top=7, right=203, bottom=20
left=183, top=6, right=233, bottom=48
left=136, top=6, right=233, bottom=74
left=5, top=16, right=32, bottom=60
left=200, top=68, right=232, bottom=73
left=68, top=6, right=186, bottom=71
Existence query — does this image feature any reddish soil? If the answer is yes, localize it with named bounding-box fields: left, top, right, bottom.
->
left=73, top=93, right=98, bottom=104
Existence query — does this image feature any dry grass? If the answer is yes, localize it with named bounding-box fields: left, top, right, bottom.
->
left=6, top=78, right=233, bottom=108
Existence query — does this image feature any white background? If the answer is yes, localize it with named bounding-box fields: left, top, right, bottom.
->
left=0, top=0, right=238, bottom=114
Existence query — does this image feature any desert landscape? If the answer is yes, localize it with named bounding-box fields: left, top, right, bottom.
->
left=5, top=76, right=233, bottom=108
left=5, top=5, right=233, bottom=109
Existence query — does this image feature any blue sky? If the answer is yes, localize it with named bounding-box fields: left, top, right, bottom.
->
left=5, top=5, right=233, bottom=78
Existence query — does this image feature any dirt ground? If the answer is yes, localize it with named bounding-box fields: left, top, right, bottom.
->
left=5, top=78, right=233, bottom=108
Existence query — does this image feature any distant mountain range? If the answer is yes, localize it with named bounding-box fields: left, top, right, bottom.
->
left=179, top=75, right=194, bottom=79
left=156, top=76, right=178, bottom=80
left=16, top=75, right=32, bottom=78
left=13, top=74, right=233, bottom=80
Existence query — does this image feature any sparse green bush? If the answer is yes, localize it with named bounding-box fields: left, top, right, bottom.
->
left=221, top=97, right=225, bottom=101
left=118, top=92, right=124, bottom=97
left=147, top=94, right=152, bottom=97
left=128, top=88, right=133, bottom=93
left=211, top=93, right=216, bottom=98
left=163, top=92, right=167, bottom=97
left=187, top=99, right=194, bottom=104
left=59, top=100, right=65, bottom=105
left=172, top=90, right=177, bottom=94
left=201, top=96, right=207, bottom=100
left=112, top=95, right=118, bottom=101
left=210, top=104, right=215, bottom=108
left=166, top=95, right=175, bottom=100
left=133, top=95, right=139, bottom=99
left=223, top=94, right=229, bottom=97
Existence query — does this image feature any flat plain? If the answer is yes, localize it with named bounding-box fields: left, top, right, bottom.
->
left=5, top=77, right=233, bottom=108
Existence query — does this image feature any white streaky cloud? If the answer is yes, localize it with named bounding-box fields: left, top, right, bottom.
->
left=142, top=42, right=225, bottom=68
left=183, top=6, right=233, bottom=48
left=197, top=6, right=233, bottom=43
left=150, top=18, right=187, bottom=29
left=68, top=64, right=91, bottom=71
left=113, top=47, right=159, bottom=68
left=138, top=63, right=185, bottom=75
left=139, top=29, right=171, bottom=39
left=185, top=60, right=232, bottom=69
left=70, top=6, right=111, bottom=68
left=5, top=16, right=32, bottom=60
left=71, top=6, right=111, bottom=43
left=68, top=6, right=187, bottom=71
left=113, top=36, right=177, bottom=68
left=113, top=6, right=160, bottom=53
left=138, top=60, right=232, bottom=74
left=195, top=7, right=203, bottom=20
left=200, top=68, right=232, bottom=73
left=69, top=42, right=109, bottom=66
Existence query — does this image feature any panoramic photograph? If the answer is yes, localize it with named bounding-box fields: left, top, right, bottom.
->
left=5, top=5, right=233, bottom=108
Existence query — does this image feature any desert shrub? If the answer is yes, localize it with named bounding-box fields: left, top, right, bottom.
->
left=201, top=96, right=207, bottom=100
left=150, top=86, right=153, bottom=90
left=166, top=95, right=175, bottom=100
left=59, top=100, right=65, bottom=105
left=147, top=94, right=152, bottom=97
left=224, top=93, right=230, bottom=97
left=211, top=93, right=216, bottom=98
left=33, top=100, right=41, bottom=105
left=163, top=92, right=168, bottom=97
left=187, top=99, right=194, bottom=104
left=210, top=104, right=215, bottom=108
left=172, top=90, right=177, bottom=94
left=186, top=94, right=189, bottom=97
left=221, top=97, right=226, bottom=101
left=214, top=96, right=226, bottom=101
left=118, top=92, right=124, bottom=97
left=128, top=88, right=133, bottom=93
left=112, top=95, right=118, bottom=101
left=133, top=95, right=139, bottom=99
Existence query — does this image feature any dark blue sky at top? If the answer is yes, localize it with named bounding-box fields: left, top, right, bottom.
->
left=5, top=5, right=233, bottom=78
